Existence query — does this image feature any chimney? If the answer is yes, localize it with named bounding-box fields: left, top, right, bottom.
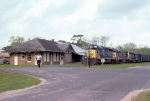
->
left=52, top=39, right=54, bottom=42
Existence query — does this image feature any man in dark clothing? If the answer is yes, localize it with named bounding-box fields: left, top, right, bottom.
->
left=88, top=56, right=91, bottom=68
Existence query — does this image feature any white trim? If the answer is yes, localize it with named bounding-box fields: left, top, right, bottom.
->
left=14, top=53, right=18, bottom=65
left=53, top=53, right=56, bottom=62
left=57, top=53, right=59, bottom=62
left=50, top=53, right=52, bottom=64
left=34, top=53, right=37, bottom=65
left=47, top=52, right=49, bottom=62
left=44, top=52, right=46, bottom=62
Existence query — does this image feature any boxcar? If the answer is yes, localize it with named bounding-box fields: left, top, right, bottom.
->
left=135, top=54, right=142, bottom=63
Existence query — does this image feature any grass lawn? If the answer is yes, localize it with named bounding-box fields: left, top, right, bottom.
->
left=0, top=62, right=150, bottom=69
left=0, top=70, right=41, bottom=93
left=0, top=64, right=37, bottom=68
left=131, top=90, right=150, bottom=101
left=50, top=62, right=150, bottom=69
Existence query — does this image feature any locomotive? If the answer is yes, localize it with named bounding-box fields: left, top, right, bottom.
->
left=82, top=44, right=150, bottom=65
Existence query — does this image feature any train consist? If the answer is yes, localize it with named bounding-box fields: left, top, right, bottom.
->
left=82, top=44, right=150, bottom=65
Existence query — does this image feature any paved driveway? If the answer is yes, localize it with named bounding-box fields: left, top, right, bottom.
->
left=1, top=66, right=150, bottom=101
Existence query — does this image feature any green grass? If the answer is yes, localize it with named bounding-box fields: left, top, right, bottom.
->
left=0, top=64, right=50, bottom=68
left=0, top=64, right=37, bottom=68
left=50, top=62, right=150, bottom=69
left=132, top=91, right=150, bottom=101
left=92, top=62, right=150, bottom=69
left=0, top=70, right=41, bottom=93
left=0, top=62, right=150, bottom=69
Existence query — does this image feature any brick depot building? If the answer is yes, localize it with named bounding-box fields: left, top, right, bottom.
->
left=6, top=38, right=85, bottom=65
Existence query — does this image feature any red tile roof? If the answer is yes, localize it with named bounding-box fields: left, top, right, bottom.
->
left=0, top=51, right=10, bottom=58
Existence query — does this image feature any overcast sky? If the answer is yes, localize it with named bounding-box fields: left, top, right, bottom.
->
left=0, top=0, right=150, bottom=48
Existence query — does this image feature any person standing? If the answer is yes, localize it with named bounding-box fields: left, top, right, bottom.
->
left=36, top=53, right=42, bottom=68
left=88, top=56, right=91, bottom=68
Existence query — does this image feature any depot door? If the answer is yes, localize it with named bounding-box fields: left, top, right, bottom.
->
left=14, top=53, right=18, bottom=65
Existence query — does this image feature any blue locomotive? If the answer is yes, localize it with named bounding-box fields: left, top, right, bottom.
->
left=82, top=44, right=150, bottom=65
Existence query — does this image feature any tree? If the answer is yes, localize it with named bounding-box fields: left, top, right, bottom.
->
left=90, top=36, right=95, bottom=44
left=91, top=36, right=100, bottom=44
left=8, top=36, right=25, bottom=47
left=99, top=36, right=110, bottom=47
left=2, top=46, right=12, bottom=50
left=70, top=35, right=84, bottom=47
left=74, top=36, right=110, bottom=49
left=123, top=42, right=137, bottom=52
left=71, top=35, right=83, bottom=44
left=2, top=36, right=25, bottom=50
left=80, top=37, right=91, bottom=49
left=58, top=40, right=66, bottom=43
left=138, top=46, right=150, bottom=55
left=116, top=45, right=124, bottom=50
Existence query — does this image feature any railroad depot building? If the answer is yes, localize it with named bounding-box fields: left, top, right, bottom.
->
left=6, top=38, right=85, bottom=65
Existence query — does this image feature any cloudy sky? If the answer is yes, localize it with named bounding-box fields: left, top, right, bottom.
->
left=0, top=0, right=150, bottom=48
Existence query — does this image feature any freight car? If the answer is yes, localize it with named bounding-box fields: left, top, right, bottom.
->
left=82, top=44, right=150, bottom=65
left=135, top=54, right=142, bottom=63
left=142, top=54, right=150, bottom=62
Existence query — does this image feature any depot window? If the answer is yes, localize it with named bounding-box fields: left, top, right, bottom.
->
left=21, top=53, right=26, bottom=60
left=26, top=53, right=31, bottom=61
